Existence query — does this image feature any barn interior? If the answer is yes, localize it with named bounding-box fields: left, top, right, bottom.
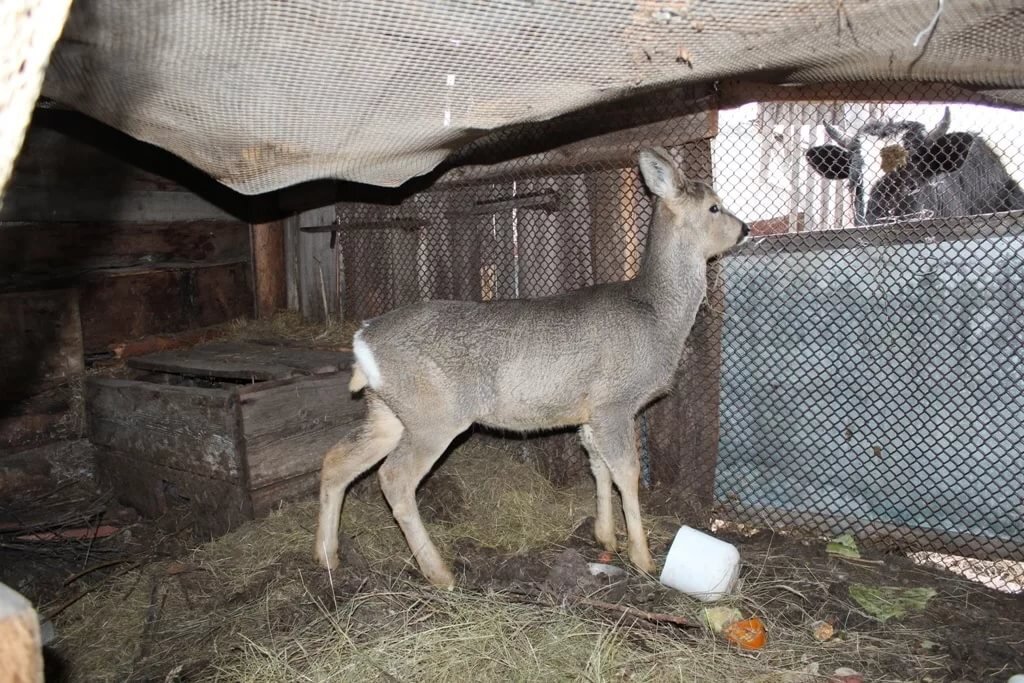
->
left=2, top=1, right=1023, bottom=681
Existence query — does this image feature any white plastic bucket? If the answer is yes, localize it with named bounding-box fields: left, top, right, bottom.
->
left=659, top=526, right=741, bottom=601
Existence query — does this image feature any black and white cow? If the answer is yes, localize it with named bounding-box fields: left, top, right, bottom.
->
left=805, top=107, right=1024, bottom=225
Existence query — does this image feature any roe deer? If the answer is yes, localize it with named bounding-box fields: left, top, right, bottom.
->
left=315, top=148, right=749, bottom=588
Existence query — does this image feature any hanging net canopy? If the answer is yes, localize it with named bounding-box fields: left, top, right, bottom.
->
left=9, top=0, right=1024, bottom=195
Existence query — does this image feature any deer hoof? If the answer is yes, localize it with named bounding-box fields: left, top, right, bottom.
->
left=426, top=567, right=456, bottom=590
left=629, top=549, right=657, bottom=576
left=315, top=547, right=340, bottom=571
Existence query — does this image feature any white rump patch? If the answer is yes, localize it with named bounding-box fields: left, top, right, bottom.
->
left=352, top=329, right=382, bottom=390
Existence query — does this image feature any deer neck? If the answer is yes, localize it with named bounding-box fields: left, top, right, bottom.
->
left=629, top=204, right=708, bottom=335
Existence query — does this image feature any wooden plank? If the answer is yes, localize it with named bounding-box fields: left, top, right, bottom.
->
left=0, top=188, right=233, bottom=222
left=250, top=221, right=287, bottom=319
left=126, top=342, right=351, bottom=381
left=439, top=87, right=716, bottom=186
left=78, top=261, right=253, bottom=353
left=297, top=206, right=340, bottom=322
left=95, top=448, right=252, bottom=537
left=7, top=125, right=181, bottom=193
left=108, top=326, right=227, bottom=361
left=587, top=167, right=643, bottom=283
left=240, top=371, right=362, bottom=489
left=86, top=378, right=243, bottom=482
left=0, top=582, right=43, bottom=683
left=193, top=260, right=255, bottom=328
left=284, top=215, right=301, bottom=311
left=0, top=220, right=249, bottom=292
left=250, top=470, right=320, bottom=516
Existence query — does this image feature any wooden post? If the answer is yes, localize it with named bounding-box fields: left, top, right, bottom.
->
left=0, top=582, right=43, bottom=683
left=250, top=221, right=287, bottom=319
left=586, top=167, right=642, bottom=284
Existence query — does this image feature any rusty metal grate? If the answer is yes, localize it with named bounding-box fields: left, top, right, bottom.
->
left=323, top=82, right=1024, bottom=592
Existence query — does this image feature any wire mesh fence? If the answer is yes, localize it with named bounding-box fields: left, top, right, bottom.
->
left=323, top=82, right=1023, bottom=592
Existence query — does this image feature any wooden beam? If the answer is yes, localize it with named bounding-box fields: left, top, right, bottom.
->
left=439, top=86, right=717, bottom=186
left=250, top=221, right=287, bottom=319
left=0, top=220, right=249, bottom=292
left=78, top=261, right=253, bottom=353
left=297, top=207, right=341, bottom=323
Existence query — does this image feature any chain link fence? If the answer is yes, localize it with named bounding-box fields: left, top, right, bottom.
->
left=324, top=82, right=1023, bottom=592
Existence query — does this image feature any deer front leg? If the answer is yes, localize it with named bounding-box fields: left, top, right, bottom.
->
left=585, top=412, right=656, bottom=575
left=377, top=430, right=459, bottom=589
left=581, top=426, right=616, bottom=551
left=314, top=399, right=403, bottom=569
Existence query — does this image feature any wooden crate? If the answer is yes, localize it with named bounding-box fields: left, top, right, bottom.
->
left=86, top=341, right=360, bottom=536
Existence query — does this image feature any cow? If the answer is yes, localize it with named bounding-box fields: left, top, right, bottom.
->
left=805, top=107, right=1024, bottom=225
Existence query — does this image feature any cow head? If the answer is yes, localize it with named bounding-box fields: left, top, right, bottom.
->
left=806, top=107, right=975, bottom=224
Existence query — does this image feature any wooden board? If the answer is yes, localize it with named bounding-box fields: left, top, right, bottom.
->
left=297, top=206, right=340, bottom=322
left=95, top=449, right=252, bottom=538
left=250, top=221, right=287, bottom=319
left=240, top=371, right=362, bottom=488
left=0, top=220, right=249, bottom=292
left=78, top=261, right=253, bottom=353
left=440, top=86, right=716, bottom=186
left=0, top=188, right=233, bottom=223
left=250, top=470, right=321, bottom=517
left=127, top=342, right=351, bottom=381
left=0, top=582, right=43, bottom=683
left=86, top=378, right=243, bottom=482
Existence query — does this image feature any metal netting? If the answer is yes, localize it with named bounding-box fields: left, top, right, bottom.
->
left=324, top=81, right=1022, bottom=593
left=36, top=0, right=1024, bottom=193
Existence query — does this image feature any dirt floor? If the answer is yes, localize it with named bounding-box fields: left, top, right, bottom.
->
left=3, top=434, right=1021, bottom=683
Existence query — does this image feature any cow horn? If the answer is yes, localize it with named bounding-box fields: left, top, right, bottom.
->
left=925, top=106, right=951, bottom=143
left=823, top=121, right=855, bottom=150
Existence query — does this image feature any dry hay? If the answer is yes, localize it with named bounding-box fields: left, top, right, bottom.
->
left=50, top=438, right=962, bottom=683
left=219, top=310, right=359, bottom=349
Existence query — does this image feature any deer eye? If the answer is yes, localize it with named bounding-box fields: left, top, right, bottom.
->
left=709, top=204, right=720, bottom=213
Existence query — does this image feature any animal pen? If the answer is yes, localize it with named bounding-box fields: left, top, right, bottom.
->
left=1, top=2, right=1023, bottom=682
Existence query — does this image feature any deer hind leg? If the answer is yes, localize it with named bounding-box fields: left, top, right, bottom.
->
left=377, top=426, right=462, bottom=588
left=580, top=425, right=616, bottom=552
left=585, top=411, right=656, bottom=575
left=315, top=396, right=403, bottom=569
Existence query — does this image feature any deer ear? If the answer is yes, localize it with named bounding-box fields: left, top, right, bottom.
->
left=638, top=147, right=681, bottom=199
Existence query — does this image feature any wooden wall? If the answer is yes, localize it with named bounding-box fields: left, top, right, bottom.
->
left=0, top=122, right=255, bottom=455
